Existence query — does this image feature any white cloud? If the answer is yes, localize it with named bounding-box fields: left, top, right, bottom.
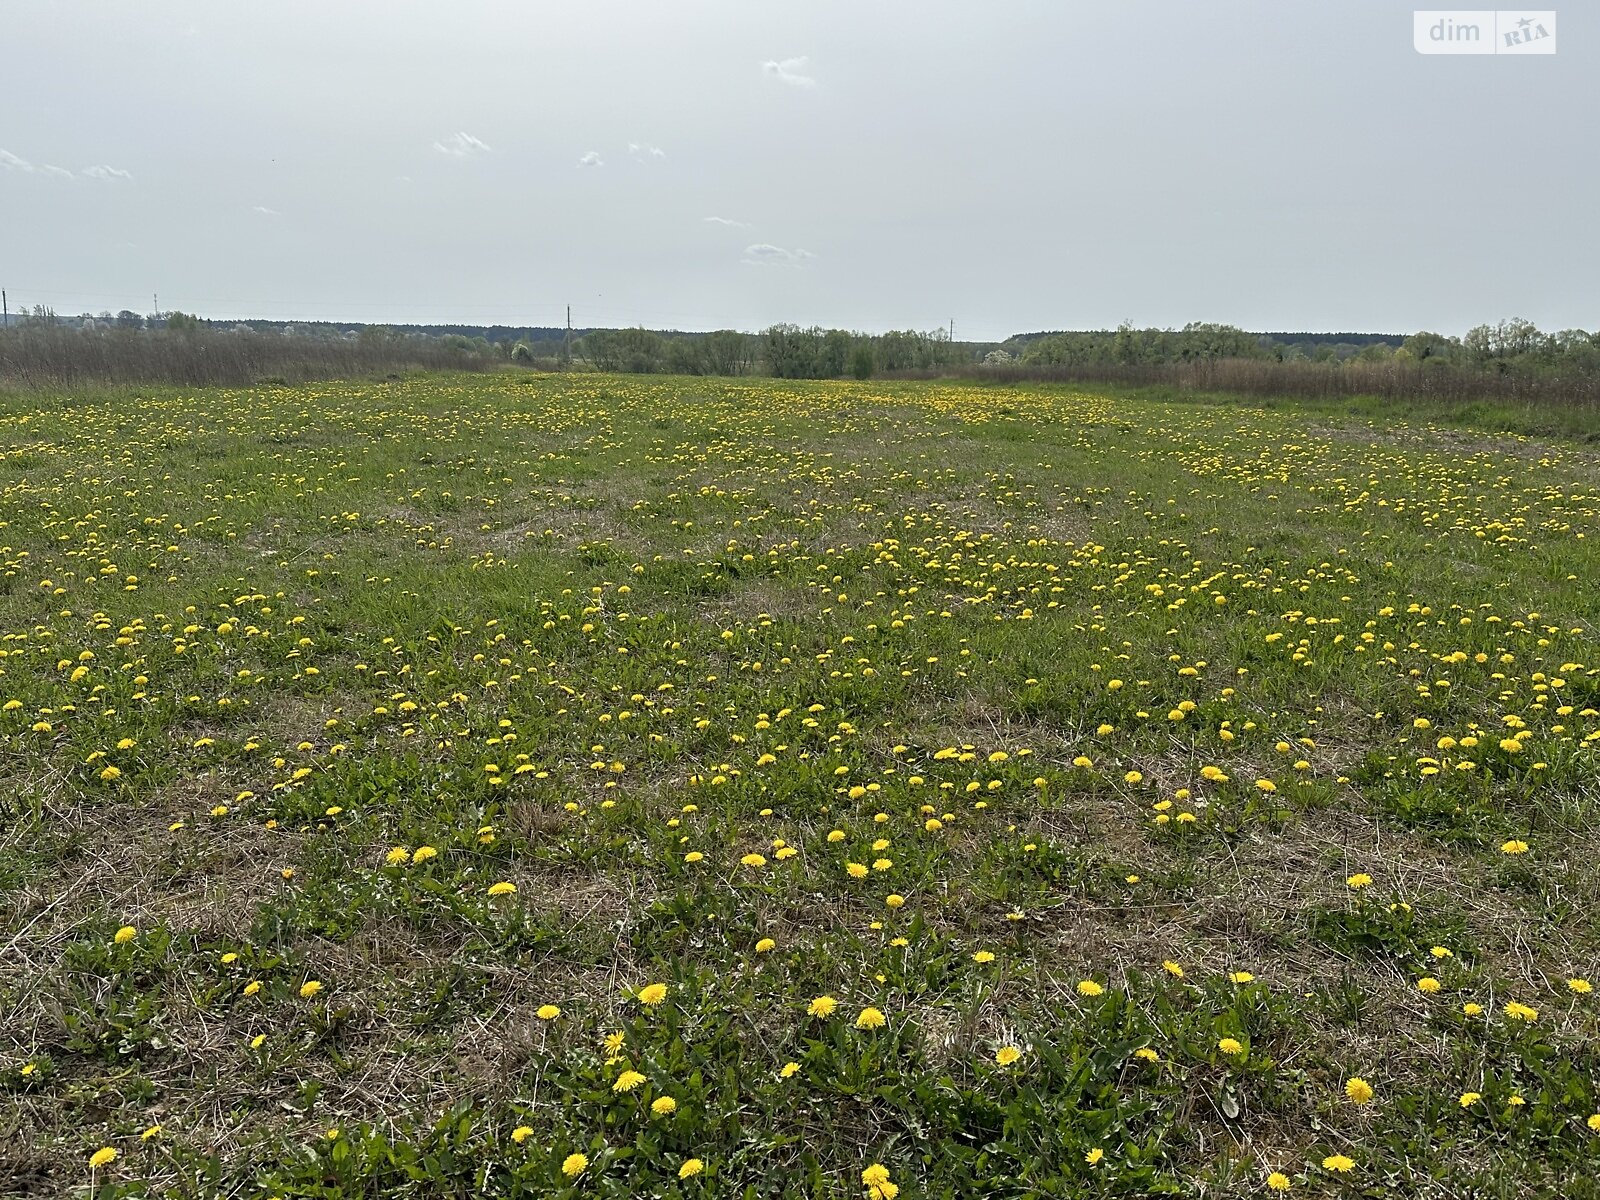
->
left=4, top=151, right=128, bottom=180
left=433, top=131, right=492, bottom=157
left=703, top=216, right=750, bottom=228
left=628, top=142, right=666, bottom=162
left=762, top=56, right=815, bottom=87
left=5, top=152, right=127, bottom=180
left=578, top=151, right=603, bottom=168
left=252, top=205, right=280, bottom=216
left=742, top=243, right=814, bottom=266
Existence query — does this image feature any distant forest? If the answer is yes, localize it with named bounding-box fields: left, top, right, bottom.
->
left=3, top=305, right=1598, bottom=409
left=8, top=305, right=1597, bottom=376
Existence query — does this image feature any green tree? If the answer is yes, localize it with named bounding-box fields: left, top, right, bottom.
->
left=764, top=325, right=819, bottom=378
left=663, top=338, right=704, bottom=375
left=701, top=330, right=751, bottom=377
left=818, top=329, right=851, bottom=377
left=613, top=327, right=665, bottom=373
left=1400, top=331, right=1459, bottom=362
left=358, top=325, right=401, bottom=347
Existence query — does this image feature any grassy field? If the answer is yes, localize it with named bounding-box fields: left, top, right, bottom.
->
left=2, top=373, right=1598, bottom=1199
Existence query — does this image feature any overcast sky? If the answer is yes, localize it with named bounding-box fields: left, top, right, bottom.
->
left=1, top=1, right=1594, bottom=338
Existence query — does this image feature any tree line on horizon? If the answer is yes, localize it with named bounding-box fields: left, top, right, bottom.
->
left=1013, top=319, right=1600, bottom=374
left=4, top=306, right=1599, bottom=402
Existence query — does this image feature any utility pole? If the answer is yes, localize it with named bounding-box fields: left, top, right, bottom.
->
left=564, top=304, right=572, bottom=368
left=2, top=289, right=7, bottom=329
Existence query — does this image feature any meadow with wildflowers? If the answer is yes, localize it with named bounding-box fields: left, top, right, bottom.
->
left=2, top=373, right=1599, bottom=1198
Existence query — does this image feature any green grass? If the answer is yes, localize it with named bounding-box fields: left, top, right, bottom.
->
left=1, top=373, right=1598, bottom=1198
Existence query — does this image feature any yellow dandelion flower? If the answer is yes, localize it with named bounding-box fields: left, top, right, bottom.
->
left=807, top=995, right=838, bottom=1018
